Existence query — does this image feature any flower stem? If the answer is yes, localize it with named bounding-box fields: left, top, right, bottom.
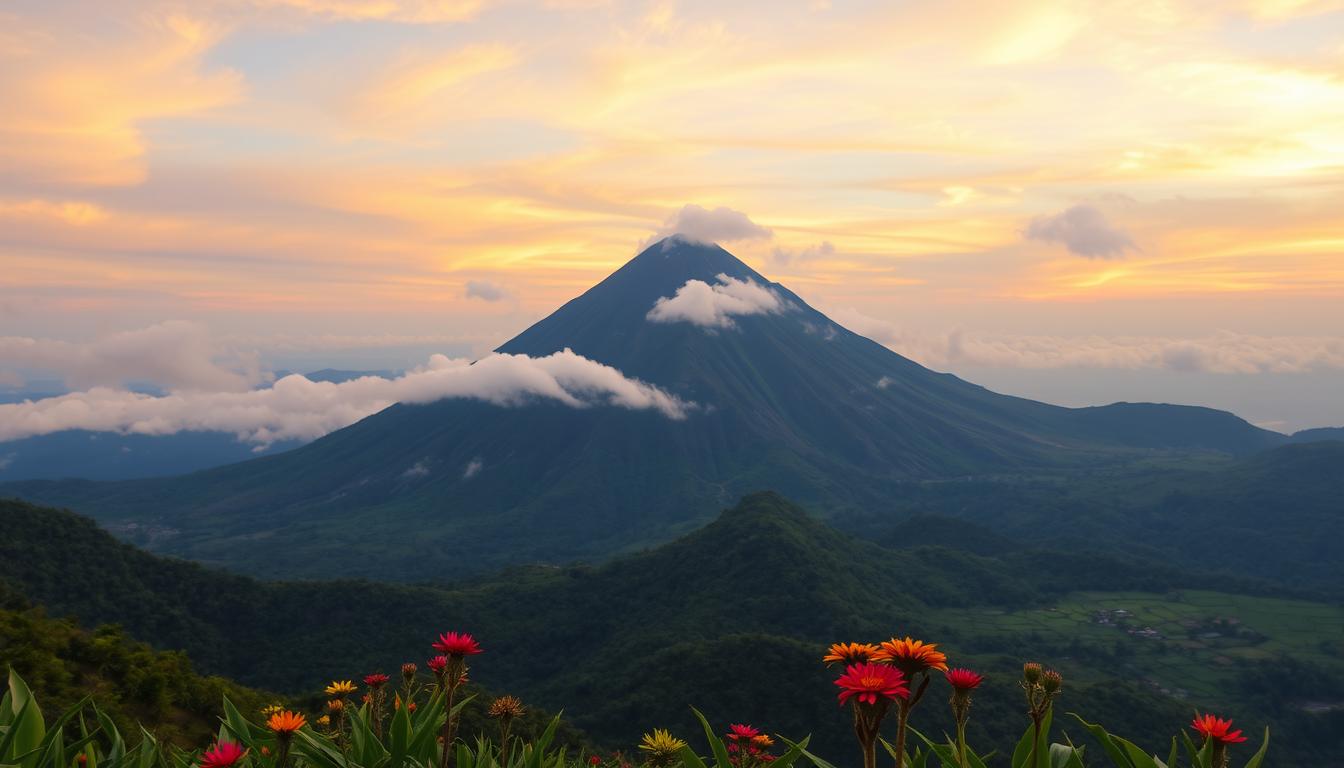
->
left=893, top=702, right=909, bottom=768
left=439, top=681, right=459, bottom=768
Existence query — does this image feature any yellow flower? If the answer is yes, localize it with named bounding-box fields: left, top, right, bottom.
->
left=639, top=729, right=688, bottom=767
left=325, top=680, right=357, bottom=697
left=317, top=715, right=331, bottom=726
left=260, top=704, right=283, bottom=717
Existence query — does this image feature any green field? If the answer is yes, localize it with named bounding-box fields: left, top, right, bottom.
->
left=932, top=590, right=1344, bottom=705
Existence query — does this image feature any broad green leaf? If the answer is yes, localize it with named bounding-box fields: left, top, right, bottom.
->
left=690, top=707, right=733, bottom=768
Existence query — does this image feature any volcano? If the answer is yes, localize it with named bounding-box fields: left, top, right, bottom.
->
left=2, top=238, right=1286, bottom=579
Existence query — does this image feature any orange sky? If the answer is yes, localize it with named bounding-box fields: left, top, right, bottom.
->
left=2, top=0, right=1343, bottom=428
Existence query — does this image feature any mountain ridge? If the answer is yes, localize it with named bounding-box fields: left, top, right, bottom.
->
left=0, top=238, right=1300, bottom=579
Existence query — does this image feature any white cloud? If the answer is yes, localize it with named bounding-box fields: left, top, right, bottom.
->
left=830, top=308, right=1344, bottom=375
left=1025, top=204, right=1136, bottom=258
left=648, top=204, right=773, bottom=246
left=465, top=280, right=508, bottom=302
left=647, top=273, right=786, bottom=329
left=0, top=322, right=265, bottom=392
left=0, top=349, right=693, bottom=446
left=462, top=458, right=483, bottom=478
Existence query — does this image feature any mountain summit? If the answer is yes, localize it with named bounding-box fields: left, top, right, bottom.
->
left=1, top=238, right=1287, bottom=579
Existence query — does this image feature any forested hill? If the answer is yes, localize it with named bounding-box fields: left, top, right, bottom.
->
left=6, top=493, right=1335, bottom=759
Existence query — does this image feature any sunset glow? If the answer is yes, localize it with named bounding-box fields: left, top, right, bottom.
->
left=3, top=0, right=1343, bottom=429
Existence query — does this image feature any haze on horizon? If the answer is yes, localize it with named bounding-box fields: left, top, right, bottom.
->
left=2, top=0, right=1343, bottom=432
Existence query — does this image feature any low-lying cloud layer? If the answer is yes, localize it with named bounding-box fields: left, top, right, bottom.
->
left=832, top=309, right=1344, bottom=375
left=1025, top=204, right=1136, bottom=259
left=0, top=349, right=692, bottom=446
left=647, top=274, right=786, bottom=328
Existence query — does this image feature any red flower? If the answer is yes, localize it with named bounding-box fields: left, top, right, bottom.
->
left=199, top=741, right=247, bottom=768
left=588, top=757, right=601, bottom=766
left=76, top=757, right=87, bottom=766
left=725, top=724, right=760, bottom=742
left=427, top=655, right=448, bottom=673
left=835, top=663, right=909, bottom=706
left=364, top=673, right=390, bottom=687
left=1191, top=714, right=1247, bottom=745
left=944, top=668, right=984, bottom=692
left=432, top=631, right=482, bottom=657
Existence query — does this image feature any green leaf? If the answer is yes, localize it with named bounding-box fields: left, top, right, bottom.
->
left=1240, top=728, right=1269, bottom=768
left=690, top=707, right=733, bottom=768
left=770, top=734, right=809, bottom=768
left=1011, top=709, right=1052, bottom=768
left=779, top=736, right=841, bottom=768
left=678, top=745, right=710, bottom=768
left=6, top=669, right=45, bottom=768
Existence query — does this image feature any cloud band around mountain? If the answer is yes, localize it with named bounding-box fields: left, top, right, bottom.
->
left=646, top=273, right=786, bottom=328
left=0, top=349, right=693, bottom=446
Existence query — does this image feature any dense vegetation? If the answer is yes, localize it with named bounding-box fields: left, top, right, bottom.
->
left=0, top=586, right=270, bottom=745
left=2, top=494, right=1339, bottom=763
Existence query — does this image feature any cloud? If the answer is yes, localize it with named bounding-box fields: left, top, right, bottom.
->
left=0, top=349, right=693, bottom=445
left=830, top=308, right=1344, bottom=375
left=462, top=458, right=483, bottom=478
left=770, top=240, right=835, bottom=266
left=648, top=204, right=773, bottom=246
left=0, top=322, right=265, bottom=392
left=465, top=280, right=508, bottom=301
left=402, top=459, right=431, bottom=478
left=1025, top=204, right=1136, bottom=258
left=647, top=273, right=786, bottom=328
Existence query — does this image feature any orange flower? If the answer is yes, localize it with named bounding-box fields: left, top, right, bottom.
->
left=874, top=637, right=948, bottom=675
left=822, top=642, right=882, bottom=667
left=267, top=710, right=307, bottom=735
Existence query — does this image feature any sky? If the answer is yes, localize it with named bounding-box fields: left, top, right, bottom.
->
left=1, top=0, right=1343, bottom=433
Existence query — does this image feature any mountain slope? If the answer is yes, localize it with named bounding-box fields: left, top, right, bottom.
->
left=0, top=238, right=1289, bottom=579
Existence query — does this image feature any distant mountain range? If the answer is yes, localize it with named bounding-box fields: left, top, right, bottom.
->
left=2, top=238, right=1340, bottom=579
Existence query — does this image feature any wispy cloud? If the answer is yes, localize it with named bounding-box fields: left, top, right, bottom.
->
left=0, top=349, right=694, bottom=445
left=831, top=308, right=1344, bottom=375
left=0, top=322, right=264, bottom=392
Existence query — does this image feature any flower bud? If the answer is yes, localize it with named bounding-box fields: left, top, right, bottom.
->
left=1042, top=670, right=1063, bottom=694
left=1022, top=662, right=1043, bottom=684
left=401, top=663, right=417, bottom=681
